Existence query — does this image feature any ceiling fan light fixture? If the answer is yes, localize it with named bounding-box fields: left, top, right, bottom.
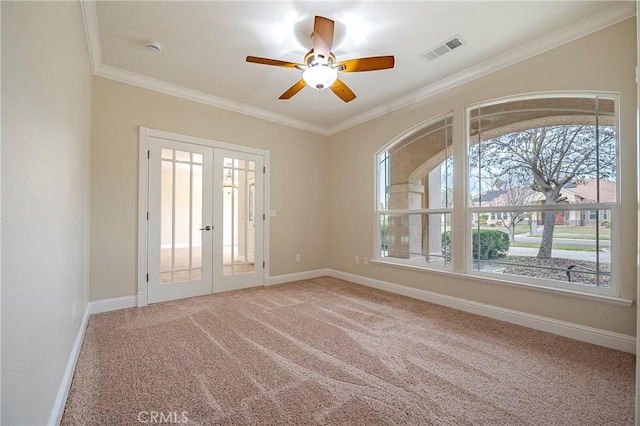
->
left=246, top=15, right=393, bottom=102
left=302, top=65, right=337, bottom=90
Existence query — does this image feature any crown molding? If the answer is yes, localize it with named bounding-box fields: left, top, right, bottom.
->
left=326, top=1, right=636, bottom=135
left=80, top=0, right=101, bottom=74
left=94, top=64, right=328, bottom=135
left=80, top=0, right=329, bottom=135
left=81, top=1, right=635, bottom=137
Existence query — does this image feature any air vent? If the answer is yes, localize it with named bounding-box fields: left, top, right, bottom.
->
left=421, top=35, right=465, bottom=62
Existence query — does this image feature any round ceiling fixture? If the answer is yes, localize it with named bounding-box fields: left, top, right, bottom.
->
left=302, top=65, right=337, bottom=90
left=145, top=41, right=161, bottom=53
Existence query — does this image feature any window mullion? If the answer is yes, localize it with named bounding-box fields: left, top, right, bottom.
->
left=452, top=107, right=467, bottom=274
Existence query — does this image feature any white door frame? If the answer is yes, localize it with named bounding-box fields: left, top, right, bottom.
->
left=635, top=3, right=639, bottom=424
left=137, top=127, right=271, bottom=307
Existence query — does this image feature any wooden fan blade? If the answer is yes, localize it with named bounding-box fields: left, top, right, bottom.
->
left=312, top=16, right=334, bottom=59
left=246, top=56, right=301, bottom=68
left=330, top=79, right=356, bottom=103
left=336, top=56, right=395, bottom=72
left=279, top=80, right=307, bottom=100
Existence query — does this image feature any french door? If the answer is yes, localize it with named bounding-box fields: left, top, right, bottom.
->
left=147, top=137, right=263, bottom=304
left=213, top=150, right=264, bottom=292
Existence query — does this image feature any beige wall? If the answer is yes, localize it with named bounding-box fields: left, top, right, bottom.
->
left=1, top=2, right=92, bottom=424
left=328, top=18, right=638, bottom=336
left=90, top=77, right=329, bottom=300
left=91, top=18, right=636, bottom=335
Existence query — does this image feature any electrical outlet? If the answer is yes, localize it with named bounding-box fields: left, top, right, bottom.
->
left=296, top=254, right=301, bottom=262
left=72, top=302, right=77, bottom=325
left=363, top=257, right=369, bottom=266
left=355, top=256, right=360, bottom=264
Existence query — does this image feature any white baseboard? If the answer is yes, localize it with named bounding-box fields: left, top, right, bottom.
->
left=267, top=268, right=331, bottom=286
left=48, top=304, right=91, bottom=425
left=89, top=295, right=137, bottom=314
left=328, top=269, right=636, bottom=354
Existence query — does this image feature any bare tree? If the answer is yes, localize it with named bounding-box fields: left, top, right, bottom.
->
left=470, top=125, right=616, bottom=258
left=490, top=168, right=538, bottom=242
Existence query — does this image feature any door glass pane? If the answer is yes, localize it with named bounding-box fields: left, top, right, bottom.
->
left=174, top=163, right=191, bottom=270
left=175, top=150, right=190, bottom=162
left=192, top=165, right=203, bottom=269
left=234, top=169, right=245, bottom=263
left=161, top=149, right=173, bottom=160
left=173, top=271, right=190, bottom=282
left=223, top=157, right=256, bottom=276
left=158, top=149, right=205, bottom=284
left=160, top=160, right=173, bottom=272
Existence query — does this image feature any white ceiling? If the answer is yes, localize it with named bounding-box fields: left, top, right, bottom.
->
left=83, top=1, right=634, bottom=135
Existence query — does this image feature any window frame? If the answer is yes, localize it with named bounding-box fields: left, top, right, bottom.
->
left=375, top=112, right=454, bottom=271
left=464, top=93, right=620, bottom=297
left=373, top=92, right=621, bottom=299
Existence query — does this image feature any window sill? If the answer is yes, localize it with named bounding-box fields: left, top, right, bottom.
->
left=370, top=259, right=634, bottom=307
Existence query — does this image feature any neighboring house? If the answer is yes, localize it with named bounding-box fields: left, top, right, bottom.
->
left=561, top=179, right=616, bottom=226
left=471, top=179, right=615, bottom=227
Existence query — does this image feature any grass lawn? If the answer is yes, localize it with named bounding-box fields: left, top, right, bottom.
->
left=552, top=233, right=611, bottom=241
left=553, top=225, right=610, bottom=235
left=510, top=241, right=598, bottom=251
left=478, top=225, right=610, bottom=240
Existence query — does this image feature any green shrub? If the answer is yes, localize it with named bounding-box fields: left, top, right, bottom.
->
left=380, top=220, right=388, bottom=250
left=441, top=229, right=510, bottom=261
left=442, top=230, right=452, bottom=260
left=472, top=229, right=510, bottom=259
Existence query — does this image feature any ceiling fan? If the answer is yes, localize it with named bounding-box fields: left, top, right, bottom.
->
left=246, top=16, right=395, bottom=103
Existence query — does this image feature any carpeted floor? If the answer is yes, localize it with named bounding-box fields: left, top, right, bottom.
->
left=62, top=277, right=635, bottom=425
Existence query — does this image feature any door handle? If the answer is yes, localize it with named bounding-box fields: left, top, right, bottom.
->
left=199, top=225, right=212, bottom=231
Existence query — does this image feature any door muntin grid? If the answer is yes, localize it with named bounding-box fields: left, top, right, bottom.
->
left=160, top=148, right=205, bottom=283
left=222, top=157, right=256, bottom=276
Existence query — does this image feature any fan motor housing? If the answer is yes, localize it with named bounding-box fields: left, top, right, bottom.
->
left=304, top=49, right=336, bottom=67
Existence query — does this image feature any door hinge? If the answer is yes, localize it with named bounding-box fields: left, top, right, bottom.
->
left=263, top=261, right=265, bottom=268
left=146, top=273, right=149, bottom=282
left=146, top=211, right=149, bottom=220
left=263, top=213, right=266, bottom=220
left=263, top=166, right=266, bottom=173
left=147, top=150, right=150, bottom=159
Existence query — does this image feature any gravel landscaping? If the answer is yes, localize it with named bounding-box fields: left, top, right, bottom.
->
left=475, top=255, right=610, bottom=287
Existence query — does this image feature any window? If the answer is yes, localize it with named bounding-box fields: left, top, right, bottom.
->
left=377, top=114, right=453, bottom=268
left=376, top=94, right=619, bottom=297
left=468, top=95, right=617, bottom=293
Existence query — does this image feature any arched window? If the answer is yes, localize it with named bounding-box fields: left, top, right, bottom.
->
left=468, top=94, right=617, bottom=293
left=377, top=113, right=453, bottom=268
left=376, top=93, right=619, bottom=296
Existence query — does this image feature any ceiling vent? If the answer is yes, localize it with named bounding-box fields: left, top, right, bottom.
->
left=421, top=35, right=465, bottom=62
